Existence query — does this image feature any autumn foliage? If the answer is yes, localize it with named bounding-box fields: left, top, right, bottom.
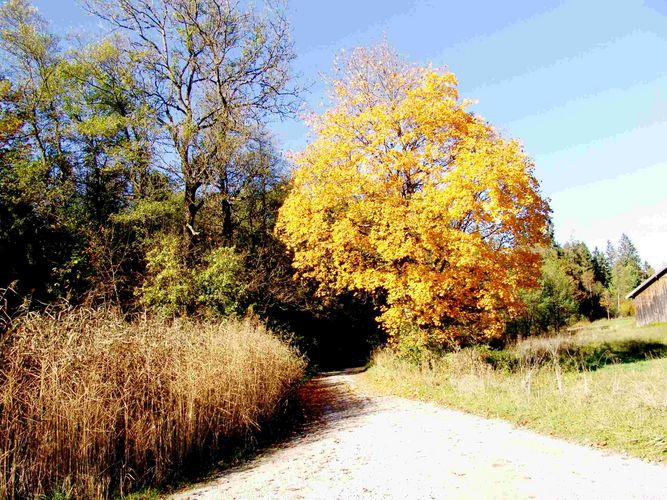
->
left=277, top=44, right=550, bottom=347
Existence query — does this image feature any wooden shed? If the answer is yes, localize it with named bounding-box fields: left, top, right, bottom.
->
left=626, top=264, right=667, bottom=326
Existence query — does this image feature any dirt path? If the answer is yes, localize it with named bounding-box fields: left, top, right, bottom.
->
left=172, top=369, right=667, bottom=499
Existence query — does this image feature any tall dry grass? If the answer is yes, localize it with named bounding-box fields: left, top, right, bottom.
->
left=0, top=308, right=305, bottom=499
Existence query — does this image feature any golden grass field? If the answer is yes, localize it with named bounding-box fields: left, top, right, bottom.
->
left=0, top=309, right=305, bottom=499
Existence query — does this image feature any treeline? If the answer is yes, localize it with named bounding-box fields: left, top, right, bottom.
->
left=0, top=0, right=380, bottom=365
left=0, top=0, right=288, bottom=309
left=511, top=233, right=654, bottom=336
left=0, top=0, right=653, bottom=357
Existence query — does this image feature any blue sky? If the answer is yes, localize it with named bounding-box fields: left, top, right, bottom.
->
left=33, top=0, right=667, bottom=268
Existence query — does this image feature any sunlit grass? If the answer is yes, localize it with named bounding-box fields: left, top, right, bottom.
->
left=0, top=308, right=305, bottom=499
left=360, top=318, right=667, bottom=462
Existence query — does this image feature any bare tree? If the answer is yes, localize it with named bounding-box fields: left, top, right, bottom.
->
left=85, top=0, right=299, bottom=260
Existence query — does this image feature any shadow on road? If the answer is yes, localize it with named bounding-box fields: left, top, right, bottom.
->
left=317, top=366, right=368, bottom=377
left=178, top=368, right=373, bottom=485
left=297, top=367, right=375, bottom=435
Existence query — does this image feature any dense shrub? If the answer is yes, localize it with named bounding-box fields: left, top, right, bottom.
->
left=195, top=246, right=246, bottom=315
left=140, top=234, right=194, bottom=315
left=0, top=308, right=305, bottom=499
left=140, top=234, right=246, bottom=317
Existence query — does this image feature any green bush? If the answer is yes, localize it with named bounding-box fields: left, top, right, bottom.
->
left=195, top=246, right=246, bottom=315
left=619, top=300, right=635, bottom=317
left=140, top=235, right=246, bottom=317
left=111, top=194, right=182, bottom=234
left=140, top=234, right=195, bottom=316
left=388, top=322, right=429, bottom=364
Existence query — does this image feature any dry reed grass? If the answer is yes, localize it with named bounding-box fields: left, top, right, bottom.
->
left=0, top=308, right=305, bottom=499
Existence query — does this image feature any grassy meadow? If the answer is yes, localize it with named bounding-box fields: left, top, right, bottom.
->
left=0, top=309, right=305, bottom=499
left=360, top=318, right=667, bottom=462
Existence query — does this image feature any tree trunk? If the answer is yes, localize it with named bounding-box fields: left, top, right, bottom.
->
left=222, top=197, right=233, bottom=245
left=219, top=167, right=233, bottom=245
left=182, top=179, right=200, bottom=263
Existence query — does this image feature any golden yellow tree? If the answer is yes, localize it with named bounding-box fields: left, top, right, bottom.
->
left=276, top=43, right=550, bottom=347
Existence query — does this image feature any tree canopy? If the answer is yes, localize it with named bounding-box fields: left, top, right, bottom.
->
left=0, top=2, right=655, bottom=353
left=276, top=44, right=550, bottom=347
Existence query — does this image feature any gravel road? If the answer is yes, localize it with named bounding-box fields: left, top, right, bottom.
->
left=172, top=369, right=667, bottom=499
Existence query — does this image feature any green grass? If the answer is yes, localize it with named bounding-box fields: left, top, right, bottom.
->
left=359, top=318, right=667, bottom=462
left=117, top=489, right=160, bottom=500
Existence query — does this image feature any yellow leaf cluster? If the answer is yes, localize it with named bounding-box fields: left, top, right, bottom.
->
left=276, top=45, right=550, bottom=346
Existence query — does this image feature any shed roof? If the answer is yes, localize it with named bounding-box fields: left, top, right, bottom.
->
left=626, top=263, right=667, bottom=299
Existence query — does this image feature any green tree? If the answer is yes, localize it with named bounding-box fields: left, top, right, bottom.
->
left=535, top=248, right=579, bottom=333
left=617, top=233, right=642, bottom=284
left=606, top=234, right=644, bottom=317
left=62, top=38, right=157, bottom=224
left=591, top=246, right=611, bottom=287
left=641, top=261, right=655, bottom=280
left=0, top=1, right=88, bottom=301
left=561, top=241, right=603, bottom=320
left=86, top=0, right=300, bottom=261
